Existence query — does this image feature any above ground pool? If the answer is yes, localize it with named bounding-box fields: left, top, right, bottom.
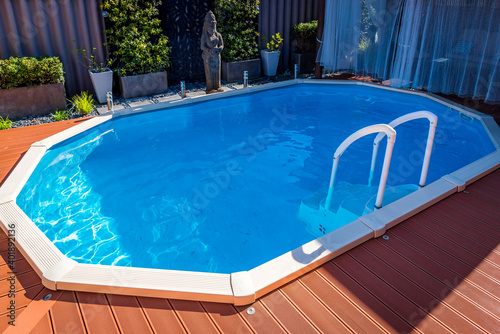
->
left=16, top=83, right=497, bottom=274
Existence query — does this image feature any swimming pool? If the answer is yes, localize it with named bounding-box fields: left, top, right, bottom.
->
left=1, top=80, right=499, bottom=304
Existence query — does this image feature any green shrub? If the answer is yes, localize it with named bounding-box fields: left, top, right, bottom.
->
left=50, top=109, right=70, bottom=121
left=101, top=0, right=171, bottom=77
left=264, top=32, right=284, bottom=52
left=0, top=116, right=13, bottom=130
left=214, top=0, right=260, bottom=62
left=0, top=56, right=64, bottom=90
left=290, top=21, right=318, bottom=53
left=68, top=92, right=94, bottom=115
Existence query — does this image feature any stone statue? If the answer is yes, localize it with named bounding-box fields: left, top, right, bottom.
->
left=201, top=11, right=224, bottom=94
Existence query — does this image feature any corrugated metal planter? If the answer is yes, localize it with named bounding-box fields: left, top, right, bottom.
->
left=222, top=59, right=261, bottom=82
left=261, top=50, right=280, bottom=76
left=119, top=71, right=168, bottom=99
left=0, top=83, right=66, bottom=119
left=89, top=69, right=113, bottom=104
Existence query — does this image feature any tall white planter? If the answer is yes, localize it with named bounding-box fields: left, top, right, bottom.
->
left=89, top=69, right=113, bottom=103
left=261, top=50, right=280, bottom=76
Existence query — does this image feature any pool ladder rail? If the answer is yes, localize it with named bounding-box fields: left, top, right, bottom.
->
left=298, top=110, right=438, bottom=237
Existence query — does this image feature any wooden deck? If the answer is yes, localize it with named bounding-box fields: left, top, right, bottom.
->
left=1, top=118, right=499, bottom=333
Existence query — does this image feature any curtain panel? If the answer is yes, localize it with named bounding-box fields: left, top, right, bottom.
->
left=318, top=0, right=500, bottom=103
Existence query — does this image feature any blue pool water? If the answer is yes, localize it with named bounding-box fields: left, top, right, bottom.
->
left=17, top=84, right=496, bottom=273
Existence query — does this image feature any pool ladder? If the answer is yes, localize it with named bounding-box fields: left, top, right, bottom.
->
left=325, top=110, right=438, bottom=211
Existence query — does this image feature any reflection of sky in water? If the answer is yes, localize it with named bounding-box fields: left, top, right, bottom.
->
left=17, top=84, right=497, bottom=273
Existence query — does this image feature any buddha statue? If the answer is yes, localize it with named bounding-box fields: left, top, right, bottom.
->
left=201, top=11, right=224, bottom=94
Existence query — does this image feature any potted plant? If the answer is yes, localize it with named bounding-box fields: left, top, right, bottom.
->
left=215, top=0, right=261, bottom=83
left=261, top=32, right=283, bottom=76
left=72, top=43, right=113, bottom=104
left=0, top=56, right=66, bottom=119
left=101, top=0, right=171, bottom=99
left=290, top=20, right=318, bottom=74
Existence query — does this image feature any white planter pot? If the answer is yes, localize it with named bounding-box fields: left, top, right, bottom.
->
left=89, top=69, right=113, bottom=103
left=261, top=50, right=280, bottom=76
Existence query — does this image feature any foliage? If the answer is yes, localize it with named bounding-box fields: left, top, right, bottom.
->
left=71, top=41, right=113, bottom=73
left=50, top=109, right=70, bottom=121
left=0, top=116, right=13, bottom=130
left=101, top=0, right=171, bottom=76
left=264, top=32, right=283, bottom=52
left=0, top=56, right=64, bottom=90
left=290, top=21, right=318, bottom=53
left=68, top=92, right=94, bottom=115
left=214, top=0, right=260, bottom=62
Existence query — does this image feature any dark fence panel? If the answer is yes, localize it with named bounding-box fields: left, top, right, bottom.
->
left=259, top=0, right=319, bottom=73
left=0, top=0, right=107, bottom=97
left=160, top=0, right=210, bottom=84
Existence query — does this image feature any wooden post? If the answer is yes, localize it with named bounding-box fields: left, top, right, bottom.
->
left=315, top=0, right=326, bottom=79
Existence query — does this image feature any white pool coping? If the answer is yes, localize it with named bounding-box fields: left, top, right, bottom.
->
left=1, top=80, right=499, bottom=305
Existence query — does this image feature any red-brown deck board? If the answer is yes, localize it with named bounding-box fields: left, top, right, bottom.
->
left=0, top=118, right=499, bottom=333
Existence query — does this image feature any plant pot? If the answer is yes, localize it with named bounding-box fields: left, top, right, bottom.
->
left=291, top=52, right=316, bottom=74
left=119, top=71, right=168, bottom=99
left=261, top=50, right=280, bottom=76
left=221, top=59, right=261, bottom=82
left=0, top=82, right=66, bottom=119
left=89, top=69, right=113, bottom=104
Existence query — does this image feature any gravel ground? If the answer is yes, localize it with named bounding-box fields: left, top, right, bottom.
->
left=6, top=74, right=309, bottom=129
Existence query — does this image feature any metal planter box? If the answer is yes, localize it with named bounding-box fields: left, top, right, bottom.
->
left=221, top=59, right=261, bottom=83
left=0, top=82, right=66, bottom=119
left=119, top=71, right=168, bottom=99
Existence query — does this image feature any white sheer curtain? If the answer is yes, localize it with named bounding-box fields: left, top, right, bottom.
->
left=391, top=0, right=500, bottom=103
left=318, top=0, right=500, bottom=103
left=317, top=0, right=362, bottom=71
left=317, top=0, right=403, bottom=79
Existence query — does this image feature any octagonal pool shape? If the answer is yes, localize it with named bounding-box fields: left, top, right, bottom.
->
left=1, top=80, right=499, bottom=305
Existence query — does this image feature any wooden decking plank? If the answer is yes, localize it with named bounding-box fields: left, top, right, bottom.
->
left=424, top=205, right=500, bottom=249
left=299, top=270, right=386, bottom=333
left=413, top=214, right=500, bottom=263
left=0, top=271, right=42, bottom=297
left=259, top=290, right=321, bottom=333
left=401, top=220, right=500, bottom=280
left=354, top=245, right=496, bottom=333
left=0, top=307, right=25, bottom=333
left=279, top=280, right=355, bottom=333
left=50, top=291, right=86, bottom=333
left=436, top=200, right=500, bottom=239
left=234, top=300, right=288, bottom=334
left=448, top=193, right=500, bottom=225
left=76, top=292, right=120, bottom=334
left=0, top=259, right=33, bottom=279
left=137, top=297, right=186, bottom=334
left=374, top=232, right=500, bottom=309
left=169, top=299, right=220, bottom=334
left=107, top=294, right=153, bottom=333
left=29, top=312, right=53, bottom=334
left=388, top=228, right=500, bottom=298
left=317, top=261, right=414, bottom=333
left=201, top=302, right=254, bottom=334
left=333, top=253, right=452, bottom=333
left=0, top=284, right=44, bottom=317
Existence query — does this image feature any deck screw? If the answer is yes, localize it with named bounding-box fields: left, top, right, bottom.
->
left=43, top=294, right=52, bottom=301
left=247, top=307, right=255, bottom=315
left=382, top=235, right=389, bottom=240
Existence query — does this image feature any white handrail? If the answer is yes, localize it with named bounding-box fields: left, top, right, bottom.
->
left=368, top=111, right=438, bottom=187
left=325, top=124, right=396, bottom=211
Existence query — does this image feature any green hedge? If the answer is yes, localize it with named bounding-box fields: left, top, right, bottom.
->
left=214, top=0, right=260, bottom=62
left=0, top=56, right=64, bottom=90
left=291, top=21, right=318, bottom=54
left=101, top=0, right=171, bottom=77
